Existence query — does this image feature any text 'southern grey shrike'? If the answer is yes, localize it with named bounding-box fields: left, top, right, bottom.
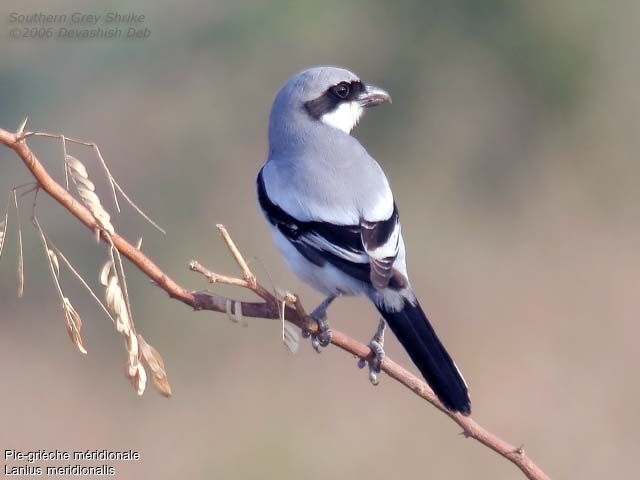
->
left=257, top=66, right=471, bottom=414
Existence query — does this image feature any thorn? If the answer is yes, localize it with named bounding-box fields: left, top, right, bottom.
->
left=514, top=444, right=525, bottom=456
left=16, top=118, right=28, bottom=137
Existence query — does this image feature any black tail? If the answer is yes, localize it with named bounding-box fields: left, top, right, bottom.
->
left=377, top=298, right=471, bottom=415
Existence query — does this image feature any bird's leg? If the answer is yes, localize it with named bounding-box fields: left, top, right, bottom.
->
left=302, top=294, right=337, bottom=352
left=358, top=318, right=386, bottom=385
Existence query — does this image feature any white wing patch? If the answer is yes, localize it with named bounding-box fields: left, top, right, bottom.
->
left=321, top=101, right=364, bottom=134
left=303, top=233, right=368, bottom=264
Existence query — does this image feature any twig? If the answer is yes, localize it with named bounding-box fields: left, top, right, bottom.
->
left=13, top=189, right=24, bottom=297
left=189, top=260, right=250, bottom=289
left=32, top=216, right=87, bottom=354
left=216, top=224, right=253, bottom=280
left=0, top=124, right=550, bottom=480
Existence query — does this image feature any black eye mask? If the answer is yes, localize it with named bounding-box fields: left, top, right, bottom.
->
left=304, top=80, right=365, bottom=119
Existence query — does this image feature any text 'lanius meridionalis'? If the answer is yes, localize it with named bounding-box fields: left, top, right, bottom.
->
left=257, top=66, right=471, bottom=414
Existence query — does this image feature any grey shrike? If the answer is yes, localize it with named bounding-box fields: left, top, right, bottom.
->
left=257, top=66, right=471, bottom=414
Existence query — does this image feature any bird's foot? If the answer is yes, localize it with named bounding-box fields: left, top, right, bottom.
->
left=358, top=318, right=386, bottom=385
left=302, top=294, right=336, bottom=353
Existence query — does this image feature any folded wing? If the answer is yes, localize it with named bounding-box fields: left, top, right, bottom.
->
left=257, top=167, right=405, bottom=290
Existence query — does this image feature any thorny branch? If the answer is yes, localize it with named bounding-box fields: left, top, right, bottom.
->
left=0, top=122, right=550, bottom=480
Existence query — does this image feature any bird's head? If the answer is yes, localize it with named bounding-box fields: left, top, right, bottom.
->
left=270, top=66, right=391, bottom=136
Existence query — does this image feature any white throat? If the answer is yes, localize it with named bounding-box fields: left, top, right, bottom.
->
left=320, top=101, right=363, bottom=134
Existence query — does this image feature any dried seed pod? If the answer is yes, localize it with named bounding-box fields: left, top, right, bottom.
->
left=127, top=361, right=147, bottom=396
left=101, top=255, right=163, bottom=397
left=66, top=155, right=115, bottom=234
left=138, top=334, right=172, bottom=397
left=62, top=297, right=87, bottom=354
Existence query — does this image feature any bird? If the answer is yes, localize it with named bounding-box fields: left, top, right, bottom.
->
left=256, top=66, right=471, bottom=415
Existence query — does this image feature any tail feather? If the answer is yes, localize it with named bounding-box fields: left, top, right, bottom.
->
left=377, top=298, right=471, bottom=415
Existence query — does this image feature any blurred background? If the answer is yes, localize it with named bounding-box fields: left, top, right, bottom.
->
left=1, top=0, right=638, bottom=478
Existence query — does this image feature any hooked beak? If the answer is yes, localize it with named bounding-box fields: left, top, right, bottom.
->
left=357, top=84, right=392, bottom=108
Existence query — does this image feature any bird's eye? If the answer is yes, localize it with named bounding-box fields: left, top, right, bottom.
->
left=332, top=82, right=350, bottom=99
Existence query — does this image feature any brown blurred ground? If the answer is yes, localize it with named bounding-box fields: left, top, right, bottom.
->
left=1, top=1, right=639, bottom=478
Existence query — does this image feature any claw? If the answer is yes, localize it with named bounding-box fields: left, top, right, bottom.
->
left=358, top=318, right=386, bottom=385
left=303, top=294, right=337, bottom=352
left=311, top=335, right=321, bottom=353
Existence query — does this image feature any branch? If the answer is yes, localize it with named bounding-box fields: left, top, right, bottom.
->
left=0, top=123, right=550, bottom=480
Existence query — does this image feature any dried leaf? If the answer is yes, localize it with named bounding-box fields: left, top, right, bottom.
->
left=103, top=262, right=132, bottom=335
left=150, top=371, right=172, bottom=397
left=116, top=299, right=131, bottom=335
left=137, top=334, right=165, bottom=374
left=135, top=363, right=147, bottom=396
left=62, top=297, right=87, bottom=354
left=34, top=218, right=80, bottom=354
left=105, top=275, right=118, bottom=311
left=101, top=252, right=153, bottom=396
left=127, top=333, right=139, bottom=362
left=66, top=155, right=115, bottom=234
left=65, top=155, right=88, bottom=178
left=138, top=334, right=172, bottom=397
left=111, top=247, right=133, bottom=330
left=127, top=362, right=147, bottom=396
left=99, top=260, right=112, bottom=286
